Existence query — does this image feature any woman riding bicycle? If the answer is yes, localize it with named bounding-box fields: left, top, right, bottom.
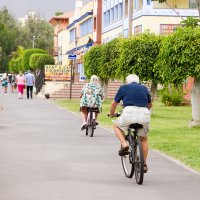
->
left=80, top=75, right=103, bottom=131
left=109, top=74, right=152, bottom=172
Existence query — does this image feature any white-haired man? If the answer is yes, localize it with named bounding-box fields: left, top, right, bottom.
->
left=109, top=74, right=152, bottom=172
left=25, top=70, right=35, bottom=99
left=80, top=75, right=103, bottom=130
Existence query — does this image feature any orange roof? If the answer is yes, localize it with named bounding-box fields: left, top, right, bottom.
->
left=49, top=10, right=74, bottom=24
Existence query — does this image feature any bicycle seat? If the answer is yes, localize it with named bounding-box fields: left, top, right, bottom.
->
left=129, top=123, right=143, bottom=129
left=87, top=107, right=99, bottom=112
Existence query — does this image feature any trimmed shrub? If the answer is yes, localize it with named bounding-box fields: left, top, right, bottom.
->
left=22, top=49, right=47, bottom=71
left=30, top=54, right=54, bottom=70
left=161, top=88, right=183, bottom=106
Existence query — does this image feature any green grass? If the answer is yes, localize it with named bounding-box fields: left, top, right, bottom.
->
left=54, top=99, right=200, bottom=172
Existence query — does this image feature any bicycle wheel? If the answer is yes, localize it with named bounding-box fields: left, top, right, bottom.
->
left=134, top=138, right=144, bottom=185
left=121, top=139, right=134, bottom=178
left=88, top=119, right=95, bottom=137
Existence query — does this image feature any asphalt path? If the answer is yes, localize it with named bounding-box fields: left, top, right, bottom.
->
left=0, top=90, right=200, bottom=200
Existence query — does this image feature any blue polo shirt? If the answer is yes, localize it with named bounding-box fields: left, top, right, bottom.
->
left=114, top=82, right=151, bottom=107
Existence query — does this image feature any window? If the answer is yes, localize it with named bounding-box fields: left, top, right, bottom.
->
left=107, top=10, right=110, bottom=25
left=189, top=0, right=197, bottom=8
left=134, top=0, right=139, bottom=11
left=80, top=18, right=93, bottom=37
left=111, top=8, right=114, bottom=23
left=114, top=5, right=118, bottom=20
left=147, top=0, right=151, bottom=5
left=103, top=12, right=106, bottom=27
left=70, top=28, right=75, bottom=42
left=118, top=3, right=123, bottom=19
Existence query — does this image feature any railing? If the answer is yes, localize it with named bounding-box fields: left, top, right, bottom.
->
left=35, top=67, right=45, bottom=94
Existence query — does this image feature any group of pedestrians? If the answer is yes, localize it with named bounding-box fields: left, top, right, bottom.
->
left=1, top=73, right=16, bottom=93
left=79, top=74, right=152, bottom=173
left=1, top=70, right=35, bottom=99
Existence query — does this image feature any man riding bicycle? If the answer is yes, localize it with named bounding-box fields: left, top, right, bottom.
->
left=109, top=74, right=152, bottom=172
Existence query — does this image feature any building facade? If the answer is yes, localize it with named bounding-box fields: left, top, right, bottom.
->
left=102, top=0, right=198, bottom=43
left=49, top=11, right=74, bottom=65
left=66, top=0, right=102, bottom=81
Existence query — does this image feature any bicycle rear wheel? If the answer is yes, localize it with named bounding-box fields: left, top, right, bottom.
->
left=121, top=140, right=134, bottom=178
left=88, top=119, right=95, bottom=137
left=134, top=138, right=144, bottom=185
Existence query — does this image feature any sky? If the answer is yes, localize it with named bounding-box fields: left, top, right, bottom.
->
left=0, top=0, right=89, bottom=20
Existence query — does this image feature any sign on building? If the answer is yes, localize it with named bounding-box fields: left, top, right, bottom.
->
left=45, top=65, right=71, bottom=81
left=134, top=25, right=142, bottom=34
left=160, top=24, right=179, bottom=35
left=68, top=54, right=77, bottom=60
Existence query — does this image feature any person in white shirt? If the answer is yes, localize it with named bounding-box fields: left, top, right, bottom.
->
left=25, top=70, right=35, bottom=99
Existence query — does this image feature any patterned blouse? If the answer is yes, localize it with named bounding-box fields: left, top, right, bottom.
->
left=80, top=82, right=103, bottom=109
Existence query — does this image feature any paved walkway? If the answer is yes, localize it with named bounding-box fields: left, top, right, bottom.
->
left=0, top=91, right=200, bottom=200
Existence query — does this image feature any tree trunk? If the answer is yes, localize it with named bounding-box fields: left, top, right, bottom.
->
left=189, top=77, right=200, bottom=127
left=197, top=0, right=200, bottom=18
left=100, top=80, right=108, bottom=101
left=150, top=82, right=157, bottom=101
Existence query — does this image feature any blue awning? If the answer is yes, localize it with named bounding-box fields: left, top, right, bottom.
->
left=67, top=11, right=93, bottom=29
left=66, top=42, right=93, bottom=55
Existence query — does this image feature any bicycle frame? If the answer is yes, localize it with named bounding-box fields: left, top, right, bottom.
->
left=86, top=107, right=99, bottom=137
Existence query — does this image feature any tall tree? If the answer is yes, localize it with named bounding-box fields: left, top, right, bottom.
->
left=117, top=32, right=162, bottom=100
left=18, top=16, right=54, bottom=54
left=0, top=7, right=18, bottom=72
left=157, top=26, right=200, bottom=127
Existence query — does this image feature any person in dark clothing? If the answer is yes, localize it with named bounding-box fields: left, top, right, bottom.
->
left=109, top=74, right=152, bottom=172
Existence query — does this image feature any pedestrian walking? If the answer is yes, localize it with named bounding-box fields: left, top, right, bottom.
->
left=1, top=73, right=8, bottom=93
left=16, top=71, right=25, bottom=99
left=25, top=70, right=35, bottom=99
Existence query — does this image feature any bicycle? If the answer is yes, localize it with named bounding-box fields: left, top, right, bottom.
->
left=121, top=123, right=144, bottom=185
left=85, top=107, right=99, bottom=137
left=108, top=113, right=145, bottom=185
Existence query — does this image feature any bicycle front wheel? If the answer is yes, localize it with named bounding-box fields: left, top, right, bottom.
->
left=134, top=138, right=144, bottom=185
left=121, top=141, right=134, bottom=178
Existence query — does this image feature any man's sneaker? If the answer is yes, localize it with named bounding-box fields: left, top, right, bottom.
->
left=81, top=124, right=87, bottom=131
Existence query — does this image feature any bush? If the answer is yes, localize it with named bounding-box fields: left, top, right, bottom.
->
left=22, top=49, right=47, bottom=71
left=33, top=54, right=55, bottom=69
left=161, top=88, right=183, bottom=106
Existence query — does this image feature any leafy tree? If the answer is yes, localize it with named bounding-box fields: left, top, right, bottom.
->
left=157, top=26, right=200, bottom=127
left=29, top=53, right=54, bottom=70
left=55, top=12, right=64, bottom=16
left=84, top=45, right=103, bottom=80
left=0, top=8, right=18, bottom=72
left=117, top=32, right=162, bottom=100
left=18, top=16, right=54, bottom=54
left=181, top=17, right=200, bottom=28
left=100, top=38, right=124, bottom=97
left=22, top=49, right=47, bottom=71
left=8, top=46, right=24, bottom=73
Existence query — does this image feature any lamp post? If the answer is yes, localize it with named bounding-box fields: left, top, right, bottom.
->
left=32, top=36, right=36, bottom=49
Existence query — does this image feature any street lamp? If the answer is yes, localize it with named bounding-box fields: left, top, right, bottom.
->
left=32, top=36, right=36, bottom=49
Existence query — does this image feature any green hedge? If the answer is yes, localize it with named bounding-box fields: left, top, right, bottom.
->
left=30, top=53, right=54, bottom=70
left=22, top=49, right=47, bottom=71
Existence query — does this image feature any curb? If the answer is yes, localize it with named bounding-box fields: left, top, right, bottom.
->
left=153, top=149, right=200, bottom=176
